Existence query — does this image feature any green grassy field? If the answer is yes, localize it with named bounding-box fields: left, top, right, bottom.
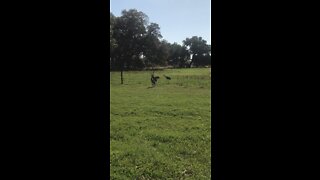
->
left=110, top=68, right=211, bottom=179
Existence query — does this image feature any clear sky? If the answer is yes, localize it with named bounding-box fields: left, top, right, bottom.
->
left=110, top=0, right=211, bottom=45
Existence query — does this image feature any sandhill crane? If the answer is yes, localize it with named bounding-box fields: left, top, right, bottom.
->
left=163, top=74, right=171, bottom=80
left=151, top=72, right=160, bottom=87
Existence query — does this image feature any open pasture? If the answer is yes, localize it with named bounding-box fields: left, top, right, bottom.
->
left=110, top=68, right=211, bottom=179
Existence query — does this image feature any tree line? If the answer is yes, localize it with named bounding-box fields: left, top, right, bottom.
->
left=110, top=9, right=212, bottom=83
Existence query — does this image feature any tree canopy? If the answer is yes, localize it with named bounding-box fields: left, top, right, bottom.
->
left=110, top=9, right=213, bottom=82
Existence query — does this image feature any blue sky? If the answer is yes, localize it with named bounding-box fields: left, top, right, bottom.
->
left=110, top=0, right=211, bottom=45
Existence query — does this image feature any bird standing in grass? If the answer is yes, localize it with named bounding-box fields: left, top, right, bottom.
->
left=163, top=74, right=171, bottom=80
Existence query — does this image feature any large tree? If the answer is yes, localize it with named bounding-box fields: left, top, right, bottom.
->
left=168, top=43, right=190, bottom=68
left=112, top=9, right=148, bottom=84
left=110, top=13, right=118, bottom=70
left=110, top=9, right=169, bottom=83
left=183, top=36, right=211, bottom=67
left=143, top=23, right=167, bottom=68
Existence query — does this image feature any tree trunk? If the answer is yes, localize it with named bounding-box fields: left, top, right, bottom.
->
left=189, top=55, right=195, bottom=68
left=120, top=69, right=123, bottom=84
left=120, top=57, right=124, bottom=84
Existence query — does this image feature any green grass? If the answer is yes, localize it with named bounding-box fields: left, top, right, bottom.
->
left=110, top=68, right=211, bottom=179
